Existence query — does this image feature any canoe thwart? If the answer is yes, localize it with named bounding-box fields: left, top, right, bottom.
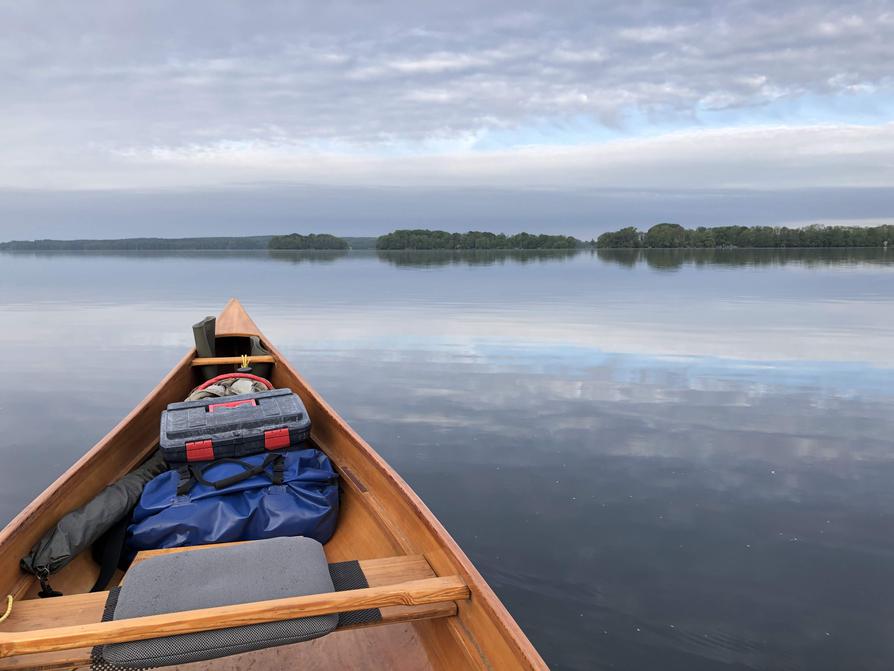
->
left=0, top=574, right=469, bottom=659
left=191, top=355, right=275, bottom=367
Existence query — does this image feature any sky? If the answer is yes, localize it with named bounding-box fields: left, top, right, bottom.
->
left=1, top=0, right=893, bottom=239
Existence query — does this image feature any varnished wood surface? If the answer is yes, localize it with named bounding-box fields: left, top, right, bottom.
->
left=0, top=298, right=548, bottom=670
left=214, top=298, right=262, bottom=337
left=190, top=355, right=275, bottom=366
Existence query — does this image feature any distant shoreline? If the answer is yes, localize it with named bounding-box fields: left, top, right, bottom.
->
left=597, top=223, right=892, bottom=249
left=0, top=234, right=375, bottom=251
left=595, top=245, right=891, bottom=250
left=4, top=245, right=888, bottom=254
left=4, top=223, right=891, bottom=251
left=0, top=245, right=584, bottom=252
left=0, top=229, right=589, bottom=252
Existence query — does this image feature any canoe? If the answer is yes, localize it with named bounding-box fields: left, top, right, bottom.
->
left=0, top=299, right=547, bottom=670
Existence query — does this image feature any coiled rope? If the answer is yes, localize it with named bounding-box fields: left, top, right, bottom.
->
left=0, top=594, right=12, bottom=623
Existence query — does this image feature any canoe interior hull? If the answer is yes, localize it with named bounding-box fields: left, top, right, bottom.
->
left=0, top=300, right=545, bottom=670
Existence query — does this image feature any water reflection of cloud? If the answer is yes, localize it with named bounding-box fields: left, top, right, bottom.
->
left=293, top=348, right=894, bottom=469
left=6, top=301, right=891, bottom=367
left=265, top=299, right=894, bottom=365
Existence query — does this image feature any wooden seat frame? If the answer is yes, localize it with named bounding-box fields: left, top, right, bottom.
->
left=0, top=547, right=467, bottom=670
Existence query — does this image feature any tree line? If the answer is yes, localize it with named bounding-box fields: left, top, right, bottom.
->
left=596, top=223, right=893, bottom=248
left=376, top=229, right=581, bottom=250
left=0, top=236, right=273, bottom=250
left=268, top=233, right=349, bottom=250
left=0, top=234, right=353, bottom=251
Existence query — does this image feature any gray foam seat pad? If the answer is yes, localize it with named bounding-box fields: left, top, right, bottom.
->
left=99, top=536, right=338, bottom=668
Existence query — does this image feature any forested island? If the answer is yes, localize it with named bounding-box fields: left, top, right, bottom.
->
left=596, top=223, right=893, bottom=248
left=268, top=233, right=349, bottom=250
left=376, top=229, right=581, bottom=250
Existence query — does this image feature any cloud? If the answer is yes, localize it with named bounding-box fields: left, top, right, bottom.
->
left=3, top=1, right=893, bottom=149
left=3, top=122, right=892, bottom=192
left=0, top=0, right=892, bottom=234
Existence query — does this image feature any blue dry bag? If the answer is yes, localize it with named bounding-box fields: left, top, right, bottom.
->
left=127, top=448, right=339, bottom=554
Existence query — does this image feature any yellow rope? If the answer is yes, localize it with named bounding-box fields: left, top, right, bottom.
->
left=241, top=354, right=250, bottom=368
left=0, top=594, right=12, bottom=623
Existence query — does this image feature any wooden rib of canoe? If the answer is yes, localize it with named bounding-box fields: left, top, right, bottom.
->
left=0, top=299, right=547, bottom=670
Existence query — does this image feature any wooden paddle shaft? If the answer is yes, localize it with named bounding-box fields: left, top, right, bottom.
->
left=0, top=576, right=468, bottom=658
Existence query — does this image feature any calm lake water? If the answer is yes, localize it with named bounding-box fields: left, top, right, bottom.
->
left=1, top=248, right=893, bottom=670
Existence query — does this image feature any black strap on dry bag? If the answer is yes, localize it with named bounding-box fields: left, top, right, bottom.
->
left=177, top=453, right=285, bottom=496
left=90, top=513, right=132, bottom=592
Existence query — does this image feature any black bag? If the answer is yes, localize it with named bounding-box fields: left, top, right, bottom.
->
left=20, top=451, right=168, bottom=596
